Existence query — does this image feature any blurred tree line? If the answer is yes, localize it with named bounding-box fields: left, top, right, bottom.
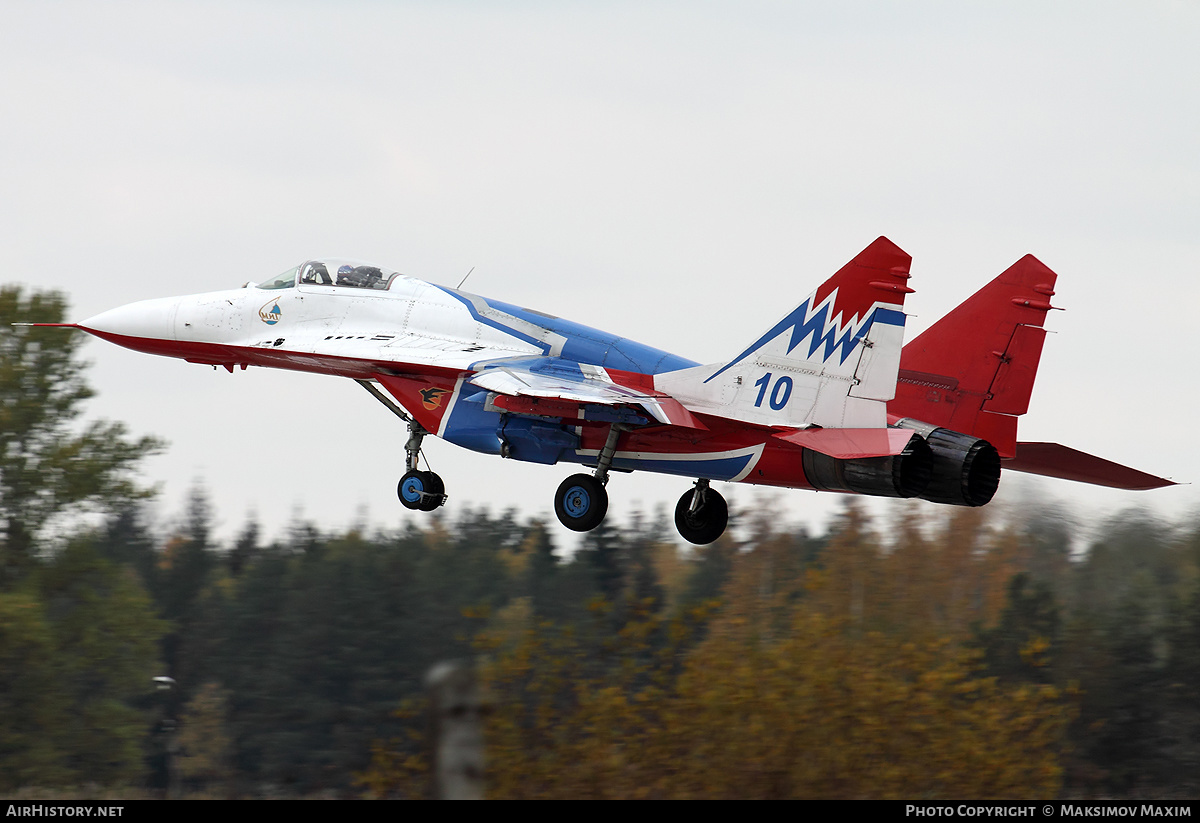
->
left=3, top=286, right=1199, bottom=798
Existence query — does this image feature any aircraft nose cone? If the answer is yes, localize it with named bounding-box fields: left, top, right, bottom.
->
left=80, top=296, right=181, bottom=342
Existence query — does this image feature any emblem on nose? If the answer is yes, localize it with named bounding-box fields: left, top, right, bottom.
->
left=258, top=300, right=282, bottom=325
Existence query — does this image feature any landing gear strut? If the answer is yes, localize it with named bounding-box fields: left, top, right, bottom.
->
left=553, top=423, right=626, bottom=532
left=356, top=381, right=447, bottom=512
left=674, top=479, right=727, bottom=545
left=396, top=419, right=446, bottom=511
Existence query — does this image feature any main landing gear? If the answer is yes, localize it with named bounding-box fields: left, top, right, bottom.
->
left=359, top=380, right=728, bottom=543
left=552, top=423, right=624, bottom=533
left=550, top=425, right=728, bottom=545
left=554, top=474, right=608, bottom=531
left=674, top=479, right=728, bottom=546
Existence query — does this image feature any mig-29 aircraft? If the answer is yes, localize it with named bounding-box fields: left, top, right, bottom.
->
left=56, top=237, right=1173, bottom=544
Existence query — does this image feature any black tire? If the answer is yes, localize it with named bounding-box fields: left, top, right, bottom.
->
left=398, top=469, right=444, bottom=511
left=418, top=471, right=445, bottom=511
left=554, top=474, right=608, bottom=532
left=674, top=486, right=728, bottom=545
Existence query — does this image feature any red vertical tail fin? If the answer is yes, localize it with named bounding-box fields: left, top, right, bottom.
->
left=890, top=255, right=1060, bottom=457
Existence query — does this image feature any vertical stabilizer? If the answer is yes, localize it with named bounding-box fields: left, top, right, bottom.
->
left=890, top=254, right=1060, bottom=456
left=657, top=237, right=914, bottom=429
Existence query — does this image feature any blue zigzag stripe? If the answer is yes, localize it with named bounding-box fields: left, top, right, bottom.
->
left=705, top=302, right=905, bottom=384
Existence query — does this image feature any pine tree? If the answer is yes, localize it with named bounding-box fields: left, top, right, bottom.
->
left=0, top=288, right=162, bottom=582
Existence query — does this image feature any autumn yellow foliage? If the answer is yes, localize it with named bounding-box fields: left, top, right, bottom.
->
left=477, top=601, right=1068, bottom=799
left=365, top=500, right=1074, bottom=799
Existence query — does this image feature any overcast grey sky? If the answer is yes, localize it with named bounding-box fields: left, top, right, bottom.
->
left=2, top=1, right=1196, bottom=545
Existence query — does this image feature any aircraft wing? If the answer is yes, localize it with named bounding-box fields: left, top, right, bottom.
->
left=1004, top=442, right=1176, bottom=490
left=466, top=357, right=707, bottom=429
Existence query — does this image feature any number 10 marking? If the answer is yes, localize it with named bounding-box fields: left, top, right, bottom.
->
left=753, top=373, right=793, bottom=410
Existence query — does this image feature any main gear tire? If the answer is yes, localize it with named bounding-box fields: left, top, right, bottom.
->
left=674, top=486, right=728, bottom=545
left=554, top=474, right=608, bottom=532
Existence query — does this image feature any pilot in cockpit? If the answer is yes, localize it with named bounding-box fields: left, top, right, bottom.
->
left=336, top=264, right=384, bottom=289
left=336, top=264, right=362, bottom=287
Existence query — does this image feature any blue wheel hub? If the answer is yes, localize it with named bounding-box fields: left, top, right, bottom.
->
left=554, top=474, right=608, bottom=532
left=401, top=476, right=425, bottom=504
left=563, top=486, right=590, bottom=517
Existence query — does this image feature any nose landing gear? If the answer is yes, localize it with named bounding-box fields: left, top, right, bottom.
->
left=398, top=468, right=446, bottom=511
left=397, top=420, right=446, bottom=511
left=357, top=379, right=448, bottom=513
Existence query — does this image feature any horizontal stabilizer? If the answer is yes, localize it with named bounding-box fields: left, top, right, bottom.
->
left=774, top=427, right=918, bottom=459
left=1004, top=442, right=1177, bottom=490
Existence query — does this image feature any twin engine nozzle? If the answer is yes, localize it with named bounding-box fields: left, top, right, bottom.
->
left=801, top=419, right=1001, bottom=507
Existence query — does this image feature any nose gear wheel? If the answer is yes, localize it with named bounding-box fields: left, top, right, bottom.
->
left=398, top=469, right=446, bottom=511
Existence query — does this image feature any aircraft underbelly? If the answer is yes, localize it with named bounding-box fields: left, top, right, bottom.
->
left=430, top=383, right=814, bottom=487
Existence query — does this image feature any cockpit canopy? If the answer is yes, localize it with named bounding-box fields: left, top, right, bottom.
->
left=257, top=259, right=402, bottom=291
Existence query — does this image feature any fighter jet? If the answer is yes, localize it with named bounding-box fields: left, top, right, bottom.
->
left=58, top=238, right=1173, bottom=544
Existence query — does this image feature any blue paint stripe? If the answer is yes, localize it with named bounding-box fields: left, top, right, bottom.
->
left=434, top=286, right=552, bottom=354
left=707, top=301, right=907, bottom=381
left=873, top=307, right=906, bottom=326
left=433, top=285, right=697, bottom=374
